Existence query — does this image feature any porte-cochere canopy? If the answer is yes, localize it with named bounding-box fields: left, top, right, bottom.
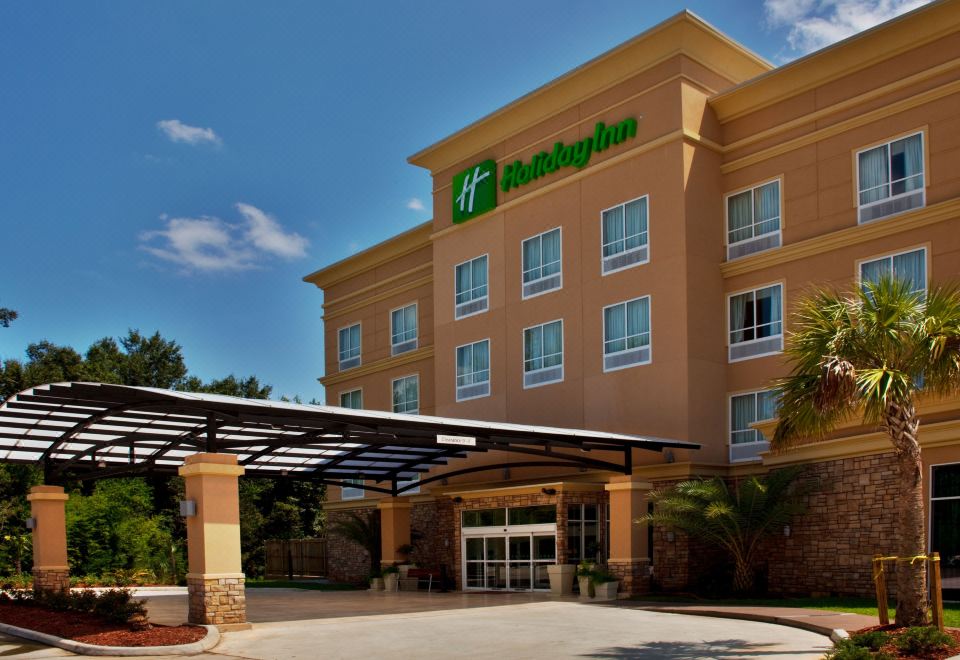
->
left=0, top=383, right=698, bottom=495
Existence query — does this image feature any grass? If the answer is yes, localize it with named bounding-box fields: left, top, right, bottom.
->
left=246, top=580, right=359, bottom=591
left=631, top=595, right=960, bottom=628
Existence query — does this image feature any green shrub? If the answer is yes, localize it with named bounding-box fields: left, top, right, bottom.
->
left=893, top=626, right=956, bottom=656
left=849, top=630, right=890, bottom=651
left=589, top=567, right=617, bottom=586
left=381, top=566, right=399, bottom=575
left=576, top=561, right=595, bottom=578
left=823, top=639, right=876, bottom=660
left=19, top=588, right=148, bottom=627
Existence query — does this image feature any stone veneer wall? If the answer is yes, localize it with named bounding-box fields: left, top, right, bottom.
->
left=187, top=576, right=245, bottom=625
left=32, top=569, right=69, bottom=592
left=326, top=506, right=378, bottom=585
left=409, top=499, right=455, bottom=576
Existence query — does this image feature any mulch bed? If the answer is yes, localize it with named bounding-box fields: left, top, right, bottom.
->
left=854, top=624, right=960, bottom=660
left=0, top=601, right=206, bottom=647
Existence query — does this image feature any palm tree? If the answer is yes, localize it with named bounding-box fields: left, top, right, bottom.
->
left=641, top=465, right=810, bottom=594
left=328, top=510, right=381, bottom=578
left=773, top=275, right=960, bottom=626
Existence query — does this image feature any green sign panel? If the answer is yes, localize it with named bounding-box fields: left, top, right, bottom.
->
left=452, top=159, right=497, bottom=224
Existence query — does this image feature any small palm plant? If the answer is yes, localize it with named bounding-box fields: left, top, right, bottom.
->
left=641, top=465, right=810, bottom=594
left=774, top=275, right=960, bottom=626
left=328, top=511, right=381, bottom=578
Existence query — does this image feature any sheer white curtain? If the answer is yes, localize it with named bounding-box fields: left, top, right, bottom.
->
left=474, top=340, right=490, bottom=381
left=729, top=292, right=750, bottom=343
left=602, top=206, right=624, bottom=256
left=543, top=321, right=563, bottom=368
left=893, top=249, right=926, bottom=294
left=472, top=256, right=488, bottom=298
left=755, top=182, right=780, bottom=235
left=604, top=304, right=626, bottom=354
left=727, top=191, right=753, bottom=244
left=523, top=236, right=542, bottom=282
left=624, top=199, right=647, bottom=250
left=456, top=262, right=472, bottom=303
left=627, top=298, right=649, bottom=348
left=859, top=144, right=889, bottom=205
left=756, top=286, right=781, bottom=337
left=730, top=394, right=756, bottom=444
left=542, top=229, right=561, bottom=276
left=525, top=327, right=543, bottom=371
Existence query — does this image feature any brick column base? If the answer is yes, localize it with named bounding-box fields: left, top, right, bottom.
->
left=187, top=575, right=246, bottom=625
left=33, top=569, right=70, bottom=592
left=608, top=559, right=652, bottom=595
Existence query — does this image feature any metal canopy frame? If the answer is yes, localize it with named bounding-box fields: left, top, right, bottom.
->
left=0, top=383, right=699, bottom=496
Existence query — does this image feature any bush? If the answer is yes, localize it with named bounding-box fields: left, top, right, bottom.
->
left=893, top=626, right=956, bottom=656
left=823, top=639, right=893, bottom=660
left=849, top=630, right=890, bottom=652
left=19, top=588, right=148, bottom=627
left=576, top=561, right=594, bottom=578
left=381, top=566, right=399, bottom=575
left=589, top=567, right=617, bottom=586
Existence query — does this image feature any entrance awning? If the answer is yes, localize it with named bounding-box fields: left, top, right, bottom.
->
left=0, top=382, right=698, bottom=495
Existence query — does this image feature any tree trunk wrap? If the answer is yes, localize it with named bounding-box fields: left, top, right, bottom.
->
left=884, top=402, right=928, bottom=627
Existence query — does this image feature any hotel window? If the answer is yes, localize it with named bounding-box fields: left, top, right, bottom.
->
left=726, top=179, right=780, bottom=260
left=392, top=374, right=419, bottom=414
left=729, top=390, right=777, bottom=463
left=338, top=323, right=361, bottom=371
left=455, top=255, right=489, bottom=319
left=523, top=320, right=563, bottom=388
left=391, top=303, right=418, bottom=355
left=567, top=504, right=601, bottom=564
left=601, top=195, right=648, bottom=275
left=339, top=389, right=362, bottom=409
left=859, top=247, right=927, bottom=296
left=341, top=478, right=364, bottom=500
left=857, top=132, right=924, bottom=224
left=456, top=339, right=490, bottom=401
left=522, top=228, right=562, bottom=298
left=728, top=284, right=783, bottom=362
left=397, top=474, right=420, bottom=495
left=602, top=296, right=651, bottom=372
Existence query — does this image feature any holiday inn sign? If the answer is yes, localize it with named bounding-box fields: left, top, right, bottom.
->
left=452, top=117, right=638, bottom=224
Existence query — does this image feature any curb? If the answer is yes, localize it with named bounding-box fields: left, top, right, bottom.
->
left=633, top=606, right=848, bottom=639
left=0, top=621, right=220, bottom=656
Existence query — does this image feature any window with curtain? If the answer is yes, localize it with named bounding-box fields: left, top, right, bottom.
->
left=858, top=133, right=924, bottom=208
left=456, top=340, right=490, bottom=388
left=730, top=390, right=778, bottom=446
left=727, top=180, right=780, bottom=246
left=603, top=297, right=651, bottom=357
left=455, top=255, right=489, bottom=317
left=391, top=304, right=418, bottom=351
left=524, top=320, right=563, bottom=375
left=339, top=389, right=362, bottom=409
left=338, top=323, right=361, bottom=369
left=602, top=197, right=648, bottom=259
left=522, top=228, right=562, bottom=288
left=392, top=375, right=419, bottom=414
left=729, top=285, right=782, bottom=345
left=341, top=478, right=364, bottom=500
left=860, top=248, right=926, bottom=296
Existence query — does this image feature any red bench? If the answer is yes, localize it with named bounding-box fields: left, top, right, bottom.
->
left=405, top=568, right=440, bottom=592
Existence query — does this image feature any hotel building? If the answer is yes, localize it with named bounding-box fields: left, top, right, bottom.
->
left=304, top=2, right=960, bottom=596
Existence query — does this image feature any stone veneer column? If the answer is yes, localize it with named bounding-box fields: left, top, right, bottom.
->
left=378, top=497, right=411, bottom=566
left=27, top=485, right=70, bottom=592
left=178, top=453, right=246, bottom=626
left=605, top=478, right=653, bottom=595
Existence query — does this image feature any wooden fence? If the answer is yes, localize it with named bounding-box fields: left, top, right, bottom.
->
left=265, top=538, right=327, bottom=579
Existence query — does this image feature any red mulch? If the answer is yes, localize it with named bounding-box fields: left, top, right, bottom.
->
left=854, top=624, right=960, bottom=660
left=0, top=601, right=206, bottom=647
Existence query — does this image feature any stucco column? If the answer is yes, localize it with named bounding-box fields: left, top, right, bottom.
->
left=605, top=478, right=652, bottom=595
left=178, top=453, right=246, bottom=626
left=378, top=497, right=411, bottom=565
left=27, top=485, right=70, bottom=592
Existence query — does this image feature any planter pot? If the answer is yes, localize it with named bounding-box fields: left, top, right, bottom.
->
left=546, top=564, right=575, bottom=595
left=398, top=564, right=414, bottom=578
left=593, top=580, right=619, bottom=601
left=578, top=576, right=594, bottom=598
left=383, top=574, right=399, bottom=592
left=369, top=578, right=384, bottom=591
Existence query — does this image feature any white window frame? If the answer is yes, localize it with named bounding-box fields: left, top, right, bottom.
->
left=339, top=388, right=363, bottom=410
left=855, top=131, right=926, bottom=224
left=341, top=478, right=364, bottom=501
left=600, top=194, right=649, bottom=276
left=856, top=246, right=928, bottom=296
left=523, top=319, right=564, bottom=389
left=728, top=389, right=776, bottom=463
left=521, top=227, right=562, bottom=299
left=727, top=282, right=784, bottom=363
left=391, top=374, right=419, bottom=414
left=928, top=461, right=960, bottom=554
left=602, top=296, right=652, bottom=373
left=454, top=254, right=489, bottom=320
left=724, top=177, right=782, bottom=260
left=338, top=322, right=361, bottom=371
left=390, top=302, right=418, bottom=355
left=456, top=339, right=491, bottom=402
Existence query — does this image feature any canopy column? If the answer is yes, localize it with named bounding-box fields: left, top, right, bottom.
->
left=378, top=497, right=412, bottom=566
left=605, top=478, right=653, bottom=595
left=178, top=453, right=246, bottom=627
left=27, top=485, right=70, bottom=592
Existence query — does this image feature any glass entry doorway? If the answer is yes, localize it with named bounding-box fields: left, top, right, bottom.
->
left=463, top=531, right=556, bottom=591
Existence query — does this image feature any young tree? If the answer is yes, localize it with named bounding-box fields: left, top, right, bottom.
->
left=774, top=276, right=960, bottom=626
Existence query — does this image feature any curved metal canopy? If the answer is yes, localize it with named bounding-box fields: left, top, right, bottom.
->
left=0, top=383, right=698, bottom=495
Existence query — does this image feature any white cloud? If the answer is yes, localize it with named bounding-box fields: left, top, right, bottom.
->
left=140, top=203, right=309, bottom=272
left=765, top=0, right=932, bottom=56
left=406, top=197, right=426, bottom=211
left=156, top=119, right=222, bottom=146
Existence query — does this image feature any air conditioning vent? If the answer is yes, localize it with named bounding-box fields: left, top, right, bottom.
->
left=603, top=346, right=650, bottom=371
left=727, top=233, right=780, bottom=261
left=456, top=382, right=490, bottom=401
left=730, top=441, right=768, bottom=463
left=602, top=246, right=647, bottom=274
left=523, top=366, right=563, bottom=388
left=729, top=336, right=782, bottom=362
left=339, top=356, right=361, bottom=371
left=859, top=191, right=923, bottom=224
left=455, top=297, right=488, bottom=319
left=392, top=339, right=417, bottom=356
left=522, top=273, right=561, bottom=298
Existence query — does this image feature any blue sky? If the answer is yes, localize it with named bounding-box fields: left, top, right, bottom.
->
left=0, top=0, right=930, bottom=402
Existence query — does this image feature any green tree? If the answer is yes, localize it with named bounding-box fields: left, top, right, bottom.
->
left=180, top=374, right=272, bottom=399
left=118, top=330, right=187, bottom=388
left=774, top=276, right=960, bottom=626
left=0, top=306, right=16, bottom=328
left=641, top=465, right=810, bottom=594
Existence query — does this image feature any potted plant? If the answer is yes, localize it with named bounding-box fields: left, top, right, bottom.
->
left=369, top=568, right=384, bottom=591
left=382, top=565, right=400, bottom=592
left=591, top=566, right=619, bottom=601
left=396, top=544, right=416, bottom=577
left=576, top=560, right=595, bottom=598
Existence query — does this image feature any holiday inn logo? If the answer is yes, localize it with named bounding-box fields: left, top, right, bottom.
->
left=451, top=117, right=638, bottom=223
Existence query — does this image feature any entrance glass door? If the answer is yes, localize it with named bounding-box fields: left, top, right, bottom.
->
left=931, top=464, right=960, bottom=599
left=464, top=533, right=556, bottom=591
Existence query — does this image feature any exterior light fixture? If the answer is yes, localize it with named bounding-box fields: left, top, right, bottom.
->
left=452, top=496, right=463, bottom=503
left=179, top=500, right=197, bottom=518
left=665, top=531, right=675, bottom=542
left=541, top=487, right=557, bottom=495
left=783, top=525, right=791, bottom=537
left=25, top=518, right=36, bottom=530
